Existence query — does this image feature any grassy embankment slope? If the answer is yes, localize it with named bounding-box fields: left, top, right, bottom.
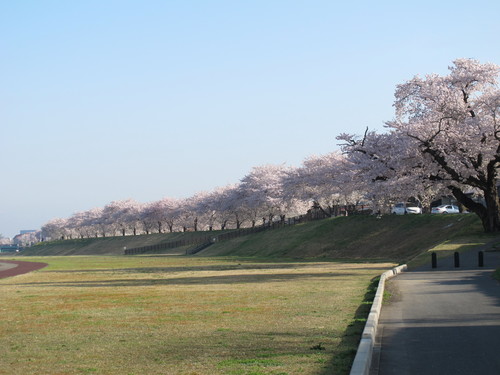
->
left=203, top=214, right=492, bottom=263
left=25, top=214, right=495, bottom=265
left=24, top=230, right=225, bottom=256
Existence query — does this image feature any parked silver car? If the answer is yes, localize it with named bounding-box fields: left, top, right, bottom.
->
left=391, top=202, right=422, bottom=215
left=431, top=204, right=460, bottom=214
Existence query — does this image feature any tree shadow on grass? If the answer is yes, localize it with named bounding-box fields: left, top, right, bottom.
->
left=13, top=271, right=359, bottom=288
left=43, top=262, right=326, bottom=274
left=42, top=262, right=390, bottom=275
left=318, top=276, right=379, bottom=375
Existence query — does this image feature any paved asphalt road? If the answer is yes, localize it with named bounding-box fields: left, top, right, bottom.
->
left=372, top=249, right=500, bottom=375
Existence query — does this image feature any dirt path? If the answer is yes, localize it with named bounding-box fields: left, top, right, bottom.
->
left=0, top=260, right=48, bottom=279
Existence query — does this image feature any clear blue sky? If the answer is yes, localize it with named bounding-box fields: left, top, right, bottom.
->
left=1, top=0, right=499, bottom=238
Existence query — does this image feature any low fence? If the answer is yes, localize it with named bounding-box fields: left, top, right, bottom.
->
left=124, top=235, right=214, bottom=255
left=186, top=242, right=214, bottom=255
left=124, top=209, right=345, bottom=255
left=124, top=225, right=277, bottom=255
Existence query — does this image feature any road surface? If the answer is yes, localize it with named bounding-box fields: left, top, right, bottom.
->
left=372, top=249, right=500, bottom=375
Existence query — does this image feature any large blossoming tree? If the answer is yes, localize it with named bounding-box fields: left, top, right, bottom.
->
left=342, top=59, right=500, bottom=232
left=389, top=59, right=500, bottom=232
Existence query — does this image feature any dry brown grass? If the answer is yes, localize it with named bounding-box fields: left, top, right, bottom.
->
left=0, top=256, right=394, bottom=375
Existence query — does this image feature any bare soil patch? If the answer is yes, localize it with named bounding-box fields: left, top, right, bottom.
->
left=0, top=260, right=47, bottom=279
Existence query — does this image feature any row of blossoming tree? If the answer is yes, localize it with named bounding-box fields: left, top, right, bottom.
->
left=42, top=58, right=500, bottom=240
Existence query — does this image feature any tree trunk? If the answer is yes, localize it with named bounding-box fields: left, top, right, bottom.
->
left=315, top=202, right=332, bottom=218
left=483, top=186, right=500, bottom=232
left=451, top=185, right=500, bottom=232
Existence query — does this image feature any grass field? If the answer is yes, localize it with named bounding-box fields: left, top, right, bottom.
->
left=6, top=214, right=498, bottom=374
left=0, top=256, right=394, bottom=375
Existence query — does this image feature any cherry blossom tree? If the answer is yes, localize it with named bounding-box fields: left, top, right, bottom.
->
left=240, top=164, right=284, bottom=225
left=102, top=199, right=141, bottom=236
left=138, top=202, right=159, bottom=234
left=283, top=152, right=365, bottom=216
left=201, top=184, right=241, bottom=230
left=194, top=192, right=215, bottom=231
left=82, top=207, right=106, bottom=237
left=339, top=59, right=500, bottom=229
left=194, top=190, right=219, bottom=231
left=387, top=58, right=500, bottom=231
left=124, top=201, right=143, bottom=235
left=236, top=189, right=261, bottom=227
left=222, top=184, right=249, bottom=229
left=41, top=218, right=69, bottom=240
left=147, top=197, right=180, bottom=233
left=67, top=211, right=91, bottom=238
left=0, top=235, right=12, bottom=245
left=338, top=129, right=439, bottom=213
left=239, top=164, right=306, bottom=225
left=176, top=195, right=203, bottom=232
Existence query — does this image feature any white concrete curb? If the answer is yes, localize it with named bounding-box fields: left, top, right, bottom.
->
left=349, top=264, right=407, bottom=375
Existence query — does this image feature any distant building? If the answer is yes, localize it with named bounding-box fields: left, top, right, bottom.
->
left=20, top=230, right=37, bottom=235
